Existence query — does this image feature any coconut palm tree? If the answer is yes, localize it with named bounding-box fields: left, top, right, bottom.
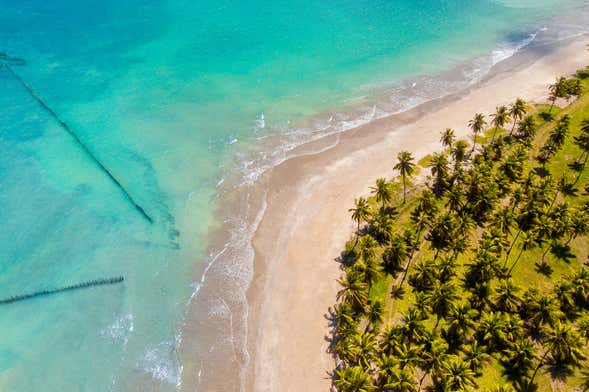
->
left=476, top=311, right=507, bottom=352
left=429, top=153, right=451, bottom=197
left=427, top=281, right=459, bottom=330
left=352, top=331, right=378, bottom=369
left=468, top=113, right=487, bottom=155
left=394, top=151, right=416, bottom=204
left=418, top=337, right=449, bottom=390
left=502, top=337, right=536, bottom=380
left=382, top=235, right=409, bottom=273
left=451, top=140, right=469, bottom=169
left=334, top=366, right=375, bottom=392
left=491, top=105, right=510, bottom=142
left=493, top=279, right=522, bottom=313
left=440, top=128, right=456, bottom=149
left=439, top=357, right=476, bottom=391
left=462, top=340, right=490, bottom=376
left=516, top=115, right=536, bottom=140
left=528, top=321, right=586, bottom=388
left=523, top=290, right=561, bottom=331
left=371, top=178, right=393, bottom=210
left=444, top=302, right=477, bottom=347
left=509, top=98, right=527, bottom=135
left=337, top=270, right=369, bottom=310
left=349, top=197, right=371, bottom=240
left=547, top=115, right=570, bottom=151
left=380, top=363, right=416, bottom=392
left=548, top=76, right=569, bottom=112
left=366, top=299, right=384, bottom=332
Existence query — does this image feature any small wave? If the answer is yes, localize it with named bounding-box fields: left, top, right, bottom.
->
left=100, top=313, right=134, bottom=346
left=255, top=113, right=265, bottom=130
left=138, top=340, right=182, bottom=387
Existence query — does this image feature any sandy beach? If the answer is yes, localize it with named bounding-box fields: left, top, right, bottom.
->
left=245, top=36, right=589, bottom=392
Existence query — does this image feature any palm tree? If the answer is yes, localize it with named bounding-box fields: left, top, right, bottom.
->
left=418, top=337, right=449, bottom=390
left=524, top=290, right=561, bottom=331
left=370, top=178, right=393, bottom=210
left=548, top=76, right=569, bottom=112
left=399, top=309, right=427, bottom=344
left=337, top=270, right=369, bottom=310
left=451, top=140, right=469, bottom=169
left=491, top=105, right=510, bottom=142
left=445, top=302, right=477, bottom=347
left=468, top=113, right=487, bottom=155
left=440, top=128, right=455, bottom=149
left=428, top=152, right=450, bottom=196
left=334, top=366, right=375, bottom=392
left=462, top=340, right=490, bottom=375
left=394, top=151, right=416, bottom=204
left=528, top=321, right=586, bottom=388
left=547, top=114, right=570, bottom=150
left=508, top=98, right=527, bottom=135
left=427, top=281, right=459, bottom=330
left=502, top=337, right=536, bottom=380
left=352, top=331, right=378, bottom=369
left=366, top=299, right=384, bottom=332
left=493, top=279, right=522, bottom=313
left=349, top=197, right=371, bottom=235
left=382, top=235, right=409, bottom=273
left=476, top=311, right=507, bottom=352
left=440, top=357, right=476, bottom=391
left=516, top=115, right=536, bottom=140
left=379, top=363, right=416, bottom=392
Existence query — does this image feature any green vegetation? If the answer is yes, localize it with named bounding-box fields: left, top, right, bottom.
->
left=329, top=70, right=589, bottom=392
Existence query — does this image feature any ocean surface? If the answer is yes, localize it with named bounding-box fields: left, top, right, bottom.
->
left=0, top=0, right=587, bottom=390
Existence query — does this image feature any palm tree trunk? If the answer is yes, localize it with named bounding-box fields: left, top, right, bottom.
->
left=510, top=120, right=517, bottom=136
left=541, top=244, right=551, bottom=262
left=351, top=221, right=360, bottom=251
left=504, top=229, right=521, bottom=268
left=398, top=258, right=413, bottom=289
left=565, top=233, right=576, bottom=246
left=573, top=152, right=588, bottom=186
left=548, top=189, right=559, bottom=213
left=402, top=175, right=407, bottom=204
left=508, top=246, right=525, bottom=276
left=528, top=350, right=550, bottom=389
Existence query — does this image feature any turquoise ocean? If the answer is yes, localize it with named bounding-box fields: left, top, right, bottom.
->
left=0, top=0, right=588, bottom=390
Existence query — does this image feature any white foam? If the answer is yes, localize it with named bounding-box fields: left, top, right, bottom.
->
left=139, top=340, right=182, bottom=387
left=100, top=313, right=134, bottom=346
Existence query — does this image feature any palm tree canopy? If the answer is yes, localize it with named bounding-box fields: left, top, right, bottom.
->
left=469, top=113, right=487, bottom=135
left=394, top=151, right=416, bottom=178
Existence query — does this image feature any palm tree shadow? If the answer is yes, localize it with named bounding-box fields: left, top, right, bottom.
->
left=546, top=361, right=574, bottom=386
left=335, top=251, right=356, bottom=268
left=534, top=261, right=553, bottom=277
left=550, top=243, right=575, bottom=264
left=324, top=307, right=338, bottom=352
left=391, top=285, right=406, bottom=299
left=532, top=166, right=550, bottom=178
left=568, top=160, right=585, bottom=173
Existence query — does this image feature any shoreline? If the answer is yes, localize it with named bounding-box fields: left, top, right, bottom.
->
left=245, top=35, right=589, bottom=392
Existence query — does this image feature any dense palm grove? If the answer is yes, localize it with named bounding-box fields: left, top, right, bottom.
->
left=330, top=67, right=589, bottom=392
